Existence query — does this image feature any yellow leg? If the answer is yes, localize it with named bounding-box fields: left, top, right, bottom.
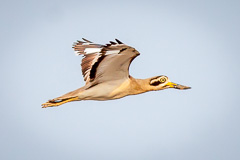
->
left=41, top=97, right=79, bottom=108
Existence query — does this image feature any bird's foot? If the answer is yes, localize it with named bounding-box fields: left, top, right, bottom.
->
left=41, top=97, right=79, bottom=108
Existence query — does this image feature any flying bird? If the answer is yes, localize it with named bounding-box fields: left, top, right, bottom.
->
left=42, top=38, right=190, bottom=108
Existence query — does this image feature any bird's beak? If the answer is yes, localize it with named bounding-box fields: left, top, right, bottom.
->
left=165, top=82, right=191, bottom=90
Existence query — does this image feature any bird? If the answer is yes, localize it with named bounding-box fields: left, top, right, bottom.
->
left=42, top=38, right=191, bottom=108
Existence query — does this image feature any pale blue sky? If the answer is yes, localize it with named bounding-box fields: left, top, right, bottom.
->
left=1, top=0, right=240, bottom=160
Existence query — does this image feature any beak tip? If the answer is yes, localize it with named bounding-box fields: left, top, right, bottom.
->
left=175, top=84, right=191, bottom=90
left=167, top=82, right=191, bottom=90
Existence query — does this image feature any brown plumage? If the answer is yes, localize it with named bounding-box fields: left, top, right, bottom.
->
left=42, top=38, right=190, bottom=108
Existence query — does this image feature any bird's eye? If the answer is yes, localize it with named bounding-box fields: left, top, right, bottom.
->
left=159, top=77, right=166, bottom=83
left=150, top=76, right=167, bottom=86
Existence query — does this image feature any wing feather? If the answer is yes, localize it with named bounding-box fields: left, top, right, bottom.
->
left=72, top=39, right=140, bottom=85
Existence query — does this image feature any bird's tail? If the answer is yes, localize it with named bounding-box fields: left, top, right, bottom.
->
left=41, top=88, right=83, bottom=108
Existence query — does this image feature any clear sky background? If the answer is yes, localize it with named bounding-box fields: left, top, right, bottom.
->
left=1, top=0, right=240, bottom=159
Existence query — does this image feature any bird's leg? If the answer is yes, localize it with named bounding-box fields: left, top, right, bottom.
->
left=41, top=97, right=79, bottom=108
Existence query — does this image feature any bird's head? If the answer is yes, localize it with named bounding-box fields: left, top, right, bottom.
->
left=149, top=75, right=191, bottom=90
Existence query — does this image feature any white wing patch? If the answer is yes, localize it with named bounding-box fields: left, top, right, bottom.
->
left=84, top=48, right=102, bottom=54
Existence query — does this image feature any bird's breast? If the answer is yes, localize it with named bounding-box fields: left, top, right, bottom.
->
left=108, top=79, right=132, bottom=99
left=79, top=79, right=131, bottom=100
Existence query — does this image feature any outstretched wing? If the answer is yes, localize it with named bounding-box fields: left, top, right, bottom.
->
left=73, top=39, right=104, bottom=83
left=73, top=38, right=140, bottom=85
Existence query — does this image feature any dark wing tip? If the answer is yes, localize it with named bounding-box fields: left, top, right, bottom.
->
left=109, top=41, right=117, bottom=45
left=105, top=44, right=111, bottom=47
left=115, top=39, right=123, bottom=44
left=82, top=38, right=93, bottom=43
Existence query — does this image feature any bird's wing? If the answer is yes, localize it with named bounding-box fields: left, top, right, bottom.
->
left=73, top=38, right=140, bottom=85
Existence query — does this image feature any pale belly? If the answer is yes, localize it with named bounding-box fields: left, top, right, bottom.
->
left=78, top=80, right=131, bottom=100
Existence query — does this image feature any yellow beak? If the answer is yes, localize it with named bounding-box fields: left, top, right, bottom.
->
left=165, top=82, right=191, bottom=90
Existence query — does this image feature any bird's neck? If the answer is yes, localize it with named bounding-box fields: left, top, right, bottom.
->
left=129, top=77, right=154, bottom=94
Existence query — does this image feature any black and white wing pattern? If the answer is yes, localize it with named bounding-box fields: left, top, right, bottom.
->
left=73, top=38, right=140, bottom=84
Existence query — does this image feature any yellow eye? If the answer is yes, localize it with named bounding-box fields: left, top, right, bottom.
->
left=159, top=77, right=166, bottom=83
